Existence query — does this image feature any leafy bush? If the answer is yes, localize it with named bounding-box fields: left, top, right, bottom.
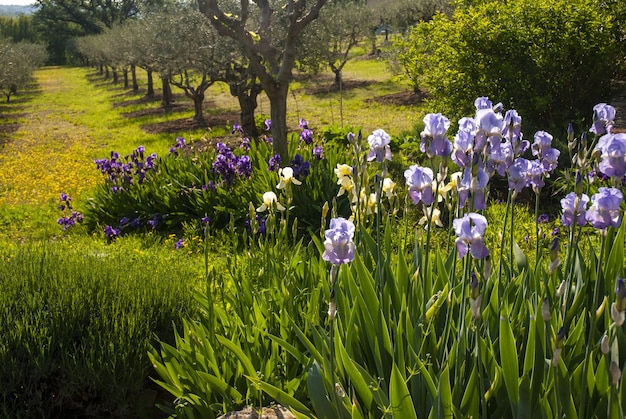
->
left=394, top=0, right=625, bottom=135
left=0, top=238, right=200, bottom=417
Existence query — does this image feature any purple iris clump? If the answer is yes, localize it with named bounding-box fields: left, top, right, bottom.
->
left=57, top=193, right=84, bottom=230
left=368, top=128, right=393, bottom=162
left=560, top=192, right=590, bottom=227
left=404, top=165, right=434, bottom=206
left=313, top=145, right=324, bottom=160
left=322, top=217, right=356, bottom=265
left=268, top=154, right=282, bottom=172
left=212, top=142, right=253, bottom=184
left=174, top=238, right=185, bottom=249
left=594, top=133, right=626, bottom=179
left=420, top=113, right=452, bottom=158
left=237, top=155, right=253, bottom=178
left=291, top=154, right=310, bottom=179
left=453, top=213, right=490, bottom=259
left=95, top=146, right=156, bottom=189
left=586, top=187, right=623, bottom=230
left=130, top=217, right=141, bottom=228
left=104, top=225, right=121, bottom=240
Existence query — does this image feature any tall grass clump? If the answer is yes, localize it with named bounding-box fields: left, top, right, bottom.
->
left=150, top=98, right=626, bottom=418
left=0, top=237, right=201, bottom=417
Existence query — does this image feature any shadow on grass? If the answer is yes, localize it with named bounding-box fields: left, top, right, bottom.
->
left=140, top=111, right=239, bottom=134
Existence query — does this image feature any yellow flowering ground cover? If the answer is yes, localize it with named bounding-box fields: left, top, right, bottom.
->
left=0, top=68, right=118, bottom=206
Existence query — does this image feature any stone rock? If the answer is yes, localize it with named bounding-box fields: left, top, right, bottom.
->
left=217, top=405, right=298, bottom=419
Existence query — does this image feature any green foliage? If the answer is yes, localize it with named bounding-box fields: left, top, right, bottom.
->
left=0, top=237, right=201, bottom=417
left=149, top=225, right=328, bottom=417
left=394, top=0, right=625, bottom=134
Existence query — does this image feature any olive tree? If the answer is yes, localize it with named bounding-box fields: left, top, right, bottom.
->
left=0, top=40, right=47, bottom=102
left=197, top=0, right=328, bottom=159
left=302, top=1, right=372, bottom=88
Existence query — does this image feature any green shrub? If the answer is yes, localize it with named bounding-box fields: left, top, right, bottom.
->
left=394, top=0, right=625, bottom=135
left=0, top=237, right=201, bottom=417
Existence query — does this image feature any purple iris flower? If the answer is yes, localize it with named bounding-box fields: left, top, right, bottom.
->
left=231, top=123, right=244, bottom=135
left=560, top=192, right=590, bottom=227
left=174, top=239, right=185, bottom=249
left=503, top=109, right=524, bottom=147
left=537, top=214, right=549, bottom=224
left=420, top=113, right=452, bottom=158
left=241, top=137, right=251, bottom=151
left=313, top=145, right=324, bottom=160
left=291, top=154, right=310, bottom=179
left=487, top=139, right=513, bottom=177
left=322, top=217, right=356, bottom=265
left=264, top=119, right=272, bottom=131
left=507, top=158, right=531, bottom=192
left=474, top=97, right=493, bottom=110
left=458, top=167, right=489, bottom=210
left=590, top=103, right=616, bottom=136
left=300, top=128, right=314, bottom=145
left=452, top=127, right=474, bottom=168
left=404, top=165, right=434, bottom=205
left=453, top=213, right=490, bottom=259
left=527, top=159, right=546, bottom=190
left=367, top=129, right=392, bottom=162
left=268, top=154, right=282, bottom=172
left=104, top=225, right=121, bottom=240
left=586, top=187, right=623, bottom=230
left=594, top=133, right=626, bottom=179
left=474, top=108, right=504, bottom=152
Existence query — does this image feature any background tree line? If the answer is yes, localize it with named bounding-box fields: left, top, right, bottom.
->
left=1, top=0, right=625, bottom=156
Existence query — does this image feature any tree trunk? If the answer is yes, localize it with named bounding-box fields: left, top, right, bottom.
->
left=192, top=93, right=205, bottom=122
left=104, top=66, right=110, bottom=79
left=237, top=90, right=260, bottom=140
left=332, top=68, right=342, bottom=89
left=161, top=76, right=172, bottom=107
left=123, top=68, right=129, bottom=88
left=268, top=86, right=289, bottom=160
left=112, top=67, right=118, bottom=84
left=146, top=70, right=154, bottom=97
left=131, top=65, right=139, bottom=92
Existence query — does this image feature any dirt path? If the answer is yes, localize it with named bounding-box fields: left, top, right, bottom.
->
left=0, top=67, right=106, bottom=207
